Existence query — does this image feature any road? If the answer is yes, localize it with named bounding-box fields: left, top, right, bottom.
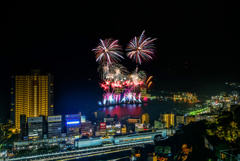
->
left=7, top=140, right=153, bottom=161
left=0, top=134, right=12, bottom=149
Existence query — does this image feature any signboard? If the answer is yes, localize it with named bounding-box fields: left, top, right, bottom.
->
left=106, top=125, right=112, bottom=129
left=116, top=128, right=121, bottom=134
left=104, top=118, right=114, bottom=122
left=23, top=136, right=28, bottom=141
left=66, top=121, right=80, bottom=125
left=100, top=122, right=106, bottom=129
left=81, top=116, right=86, bottom=123
left=65, top=114, right=80, bottom=122
left=135, top=123, right=144, bottom=129
left=28, top=117, right=43, bottom=123
left=115, top=123, right=121, bottom=128
left=48, top=115, right=62, bottom=122
left=121, top=127, right=127, bottom=134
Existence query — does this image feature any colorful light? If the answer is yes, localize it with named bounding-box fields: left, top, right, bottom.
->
left=66, top=121, right=80, bottom=125
left=93, top=38, right=124, bottom=65
left=93, top=31, right=157, bottom=105
left=126, top=31, right=157, bottom=64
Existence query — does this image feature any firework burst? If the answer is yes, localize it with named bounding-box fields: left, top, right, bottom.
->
left=126, top=31, right=157, bottom=64
left=93, top=38, right=124, bottom=65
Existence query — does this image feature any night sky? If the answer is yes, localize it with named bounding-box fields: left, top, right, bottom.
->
left=1, top=1, right=240, bottom=118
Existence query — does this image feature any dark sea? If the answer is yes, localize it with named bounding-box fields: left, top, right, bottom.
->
left=100, top=100, right=195, bottom=124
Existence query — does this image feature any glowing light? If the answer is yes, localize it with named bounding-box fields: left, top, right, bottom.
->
left=146, top=76, right=153, bottom=85
left=93, top=38, right=124, bottom=65
left=148, top=81, right=153, bottom=89
left=126, top=31, right=157, bottom=64
left=67, top=121, right=80, bottom=125
left=93, top=31, right=157, bottom=105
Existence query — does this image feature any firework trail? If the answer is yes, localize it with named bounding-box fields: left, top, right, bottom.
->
left=126, top=31, right=157, bottom=64
left=93, top=38, right=124, bottom=65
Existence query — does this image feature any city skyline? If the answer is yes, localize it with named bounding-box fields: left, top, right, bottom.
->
left=1, top=1, right=240, bottom=119
left=1, top=1, right=240, bottom=160
left=10, top=71, right=54, bottom=130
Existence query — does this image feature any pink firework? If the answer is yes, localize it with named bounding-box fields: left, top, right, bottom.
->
left=126, top=31, right=157, bottom=64
left=93, top=38, right=124, bottom=65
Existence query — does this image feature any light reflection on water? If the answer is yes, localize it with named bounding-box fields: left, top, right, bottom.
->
left=100, top=100, right=195, bottom=122
left=103, top=104, right=143, bottom=118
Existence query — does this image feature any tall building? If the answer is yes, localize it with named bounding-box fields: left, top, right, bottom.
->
left=95, top=111, right=105, bottom=122
left=176, top=115, right=185, bottom=126
left=142, top=113, right=150, bottom=124
left=47, top=115, right=62, bottom=138
left=20, top=114, right=27, bottom=139
left=81, top=121, right=93, bottom=136
left=28, top=117, right=44, bottom=140
left=65, top=114, right=80, bottom=136
left=160, top=114, right=175, bottom=128
left=10, top=70, right=54, bottom=130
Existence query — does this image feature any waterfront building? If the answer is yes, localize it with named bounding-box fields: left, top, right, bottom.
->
left=115, top=123, right=121, bottom=134
left=173, top=94, right=182, bottom=101
left=99, top=122, right=107, bottom=136
left=104, top=117, right=114, bottom=124
left=142, top=113, right=149, bottom=124
left=173, top=92, right=198, bottom=103
left=128, top=118, right=141, bottom=124
left=10, top=70, right=54, bottom=130
left=154, top=120, right=166, bottom=129
left=81, top=121, right=93, bottom=136
left=176, top=115, right=185, bottom=127
left=160, top=114, right=175, bottom=128
left=195, top=114, right=218, bottom=122
left=185, top=116, right=195, bottom=124
left=121, top=125, right=127, bottom=134
left=135, top=123, right=144, bottom=132
left=140, top=87, right=151, bottom=99
left=95, top=111, right=105, bottom=122
left=65, top=114, right=80, bottom=136
left=47, top=115, right=62, bottom=138
left=106, top=125, right=116, bottom=135
left=28, top=117, right=44, bottom=140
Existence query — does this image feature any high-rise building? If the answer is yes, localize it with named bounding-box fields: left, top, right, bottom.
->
left=160, top=114, right=175, bottom=128
left=47, top=115, right=62, bottom=138
left=95, top=111, right=105, bottom=122
left=176, top=115, right=185, bottom=126
left=81, top=121, right=93, bottom=136
left=142, top=113, right=150, bottom=124
left=28, top=117, right=44, bottom=140
left=65, top=114, right=80, bottom=136
left=20, top=114, right=27, bottom=139
left=10, top=70, right=54, bottom=130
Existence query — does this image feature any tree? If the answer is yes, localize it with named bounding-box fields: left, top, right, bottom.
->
left=233, top=107, right=240, bottom=128
left=0, top=127, right=4, bottom=140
